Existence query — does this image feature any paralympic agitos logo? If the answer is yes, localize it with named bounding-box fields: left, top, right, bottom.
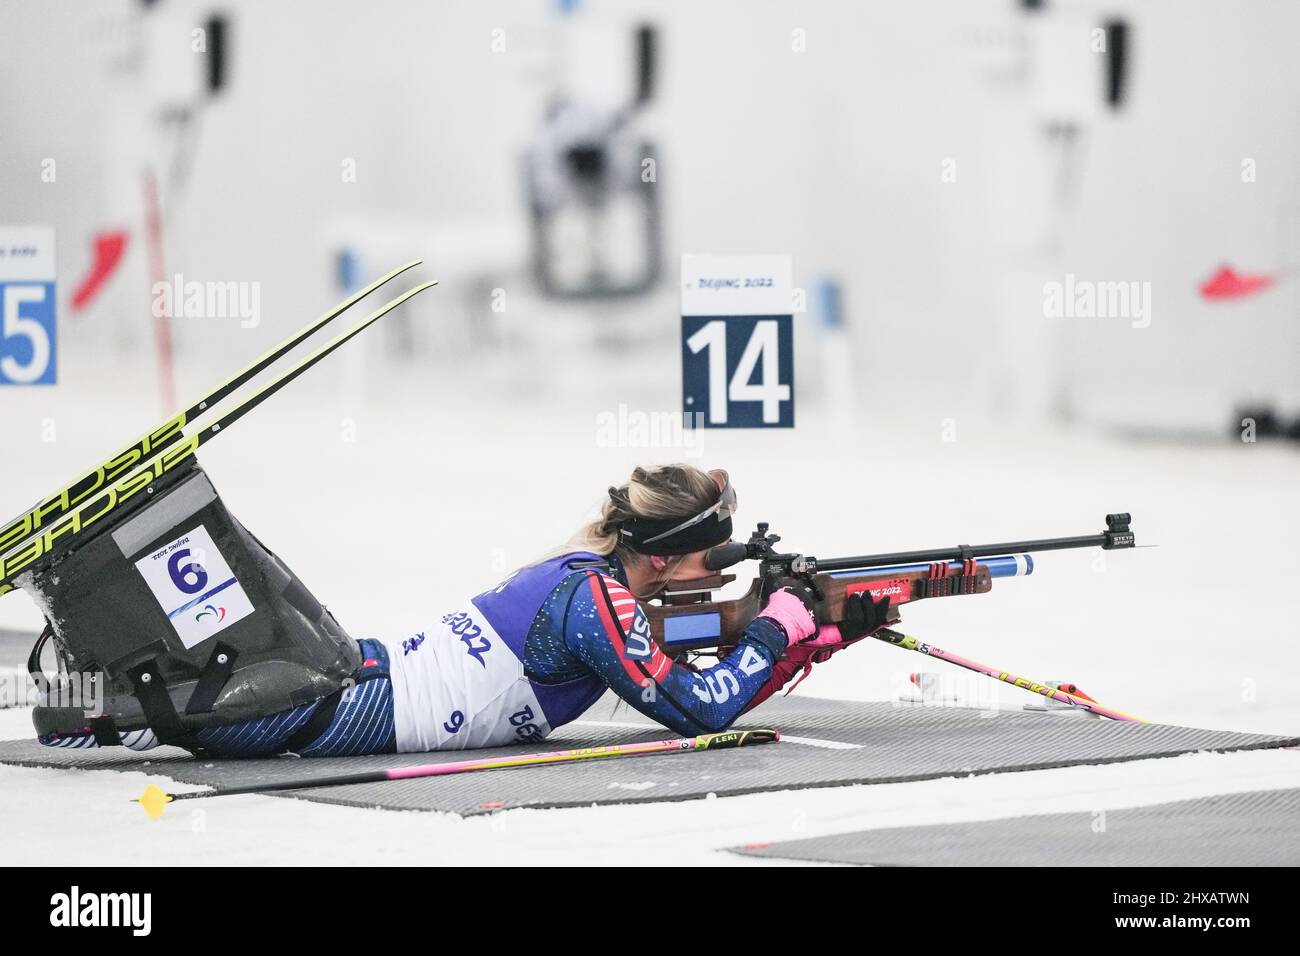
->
left=195, top=604, right=226, bottom=623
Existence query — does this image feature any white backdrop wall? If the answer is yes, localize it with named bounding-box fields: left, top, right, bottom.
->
left=0, top=0, right=1296, bottom=425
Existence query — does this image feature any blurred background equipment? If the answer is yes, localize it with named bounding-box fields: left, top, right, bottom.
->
left=0, top=0, right=1297, bottom=735
left=50, top=0, right=234, bottom=410
left=68, top=229, right=128, bottom=313
left=524, top=20, right=662, bottom=298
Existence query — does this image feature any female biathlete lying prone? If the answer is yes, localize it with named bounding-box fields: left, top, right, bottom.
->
left=37, top=464, right=889, bottom=757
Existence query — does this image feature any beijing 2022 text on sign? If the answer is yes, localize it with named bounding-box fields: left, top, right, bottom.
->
left=681, top=254, right=793, bottom=429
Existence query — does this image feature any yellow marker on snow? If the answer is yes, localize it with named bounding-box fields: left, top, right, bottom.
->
left=136, top=784, right=173, bottom=820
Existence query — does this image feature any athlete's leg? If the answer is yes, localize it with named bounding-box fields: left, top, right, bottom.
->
left=35, top=640, right=397, bottom=758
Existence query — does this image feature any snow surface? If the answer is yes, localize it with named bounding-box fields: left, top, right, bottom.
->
left=2, top=351, right=1297, bottom=864
left=0, top=708, right=1296, bottom=866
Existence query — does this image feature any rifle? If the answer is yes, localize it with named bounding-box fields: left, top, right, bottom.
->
left=643, top=513, right=1135, bottom=653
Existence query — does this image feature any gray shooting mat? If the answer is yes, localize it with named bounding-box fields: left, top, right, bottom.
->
left=0, top=694, right=1295, bottom=816
left=730, top=787, right=1300, bottom=866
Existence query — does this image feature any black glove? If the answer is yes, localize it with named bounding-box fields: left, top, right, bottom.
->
left=836, top=591, right=893, bottom=642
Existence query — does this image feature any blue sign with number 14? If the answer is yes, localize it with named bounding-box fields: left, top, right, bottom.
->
left=682, top=314, right=793, bottom=428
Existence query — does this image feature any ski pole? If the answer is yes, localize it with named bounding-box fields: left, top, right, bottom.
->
left=135, top=728, right=780, bottom=818
left=872, top=628, right=1145, bottom=722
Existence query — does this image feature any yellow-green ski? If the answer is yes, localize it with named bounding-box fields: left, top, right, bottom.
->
left=0, top=260, right=422, bottom=559
left=0, top=280, right=437, bottom=596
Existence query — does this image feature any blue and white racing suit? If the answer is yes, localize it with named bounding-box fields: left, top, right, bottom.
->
left=38, top=552, right=793, bottom=757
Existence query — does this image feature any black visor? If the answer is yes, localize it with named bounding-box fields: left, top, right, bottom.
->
left=618, top=470, right=736, bottom=556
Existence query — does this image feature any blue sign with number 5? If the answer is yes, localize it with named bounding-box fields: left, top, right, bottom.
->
left=682, top=314, right=793, bottom=428
left=0, top=281, right=57, bottom=386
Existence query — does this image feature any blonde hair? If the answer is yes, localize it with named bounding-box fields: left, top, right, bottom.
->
left=561, top=464, right=722, bottom=562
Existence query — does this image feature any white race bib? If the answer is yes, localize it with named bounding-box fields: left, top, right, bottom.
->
left=383, top=601, right=553, bottom=753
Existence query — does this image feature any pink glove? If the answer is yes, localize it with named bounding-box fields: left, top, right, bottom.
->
left=755, top=588, right=817, bottom=644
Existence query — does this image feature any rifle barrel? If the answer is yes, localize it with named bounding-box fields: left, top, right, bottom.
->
left=812, top=532, right=1113, bottom=573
